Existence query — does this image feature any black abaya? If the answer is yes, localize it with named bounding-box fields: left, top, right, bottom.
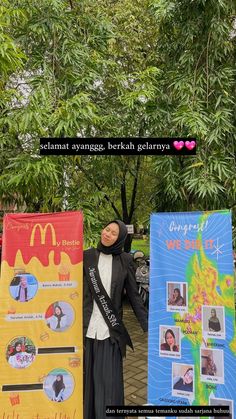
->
left=84, top=337, right=125, bottom=419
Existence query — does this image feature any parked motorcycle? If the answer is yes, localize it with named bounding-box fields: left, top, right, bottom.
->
left=133, top=250, right=149, bottom=309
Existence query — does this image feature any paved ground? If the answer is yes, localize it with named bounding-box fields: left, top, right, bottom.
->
left=123, top=301, right=148, bottom=407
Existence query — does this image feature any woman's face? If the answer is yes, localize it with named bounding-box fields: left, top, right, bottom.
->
left=166, top=332, right=175, bottom=346
left=173, top=289, right=179, bottom=299
left=55, top=306, right=61, bottom=316
left=15, top=343, right=22, bottom=352
left=56, top=375, right=61, bottom=381
left=211, top=309, right=216, bottom=317
left=183, top=369, right=193, bottom=384
left=20, top=276, right=27, bottom=287
left=101, top=223, right=119, bottom=247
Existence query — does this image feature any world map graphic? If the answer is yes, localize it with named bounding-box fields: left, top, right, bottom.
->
left=148, top=211, right=235, bottom=418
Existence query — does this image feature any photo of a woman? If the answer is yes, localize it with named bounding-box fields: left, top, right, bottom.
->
left=52, top=374, right=65, bottom=402
left=173, top=367, right=194, bottom=392
left=202, top=356, right=217, bottom=376
left=46, top=305, right=67, bottom=331
left=200, top=348, right=224, bottom=384
left=202, top=306, right=225, bottom=340
left=9, top=273, right=38, bottom=302
left=160, top=329, right=179, bottom=352
left=15, top=275, right=28, bottom=302
left=168, top=288, right=185, bottom=306
left=7, top=338, right=35, bottom=369
left=43, top=368, right=74, bottom=402
left=208, top=308, right=221, bottom=332
left=45, top=301, right=74, bottom=333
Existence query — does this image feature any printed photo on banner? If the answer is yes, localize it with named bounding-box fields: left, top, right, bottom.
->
left=167, top=282, right=188, bottom=313
left=202, top=306, right=225, bottom=340
left=6, top=336, right=36, bottom=369
left=9, top=272, right=38, bottom=302
left=159, top=326, right=181, bottom=359
left=210, top=397, right=233, bottom=419
left=172, top=363, right=194, bottom=398
left=45, top=301, right=75, bottom=332
left=200, top=348, right=224, bottom=384
left=43, top=368, right=74, bottom=402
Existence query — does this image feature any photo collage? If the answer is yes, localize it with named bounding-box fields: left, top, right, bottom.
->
left=158, top=281, right=232, bottom=412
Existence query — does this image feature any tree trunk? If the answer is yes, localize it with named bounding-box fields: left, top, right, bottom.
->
left=121, top=156, right=142, bottom=253
left=124, top=233, right=132, bottom=253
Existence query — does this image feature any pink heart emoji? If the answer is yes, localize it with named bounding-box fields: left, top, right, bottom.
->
left=185, top=140, right=196, bottom=150
left=173, top=140, right=184, bottom=150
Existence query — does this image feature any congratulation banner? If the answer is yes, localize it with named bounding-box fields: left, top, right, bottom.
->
left=148, top=210, right=235, bottom=418
left=0, top=211, right=83, bottom=419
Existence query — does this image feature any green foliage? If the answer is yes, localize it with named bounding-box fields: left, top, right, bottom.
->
left=131, top=239, right=150, bottom=256
left=0, top=152, right=63, bottom=211
left=0, top=0, right=235, bottom=247
left=150, top=0, right=236, bottom=236
left=0, top=3, right=26, bottom=78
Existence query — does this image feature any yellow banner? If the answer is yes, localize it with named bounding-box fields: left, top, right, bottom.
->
left=0, top=211, right=83, bottom=419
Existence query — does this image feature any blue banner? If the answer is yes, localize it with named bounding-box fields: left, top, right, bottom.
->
left=148, top=210, right=235, bottom=418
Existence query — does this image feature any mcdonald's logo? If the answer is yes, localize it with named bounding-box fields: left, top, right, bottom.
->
left=30, top=223, right=56, bottom=247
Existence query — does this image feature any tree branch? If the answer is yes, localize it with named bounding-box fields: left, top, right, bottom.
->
left=128, top=155, right=141, bottom=221
left=121, top=169, right=129, bottom=222
left=76, top=161, right=121, bottom=219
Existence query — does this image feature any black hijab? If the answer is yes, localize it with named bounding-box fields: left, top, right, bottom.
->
left=54, top=305, right=65, bottom=329
left=52, top=374, right=65, bottom=397
left=97, top=220, right=127, bottom=255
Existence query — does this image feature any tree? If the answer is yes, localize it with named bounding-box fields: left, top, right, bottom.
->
left=0, top=1, right=26, bottom=191
left=66, top=155, right=155, bottom=250
left=148, top=0, right=236, bottom=235
left=0, top=0, right=235, bottom=248
left=0, top=0, right=159, bottom=248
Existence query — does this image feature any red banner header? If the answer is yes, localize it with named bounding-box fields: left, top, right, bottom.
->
left=2, top=211, right=83, bottom=266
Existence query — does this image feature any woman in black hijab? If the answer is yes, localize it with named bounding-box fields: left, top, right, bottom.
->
left=52, top=374, right=65, bottom=402
left=83, top=220, right=148, bottom=419
left=208, top=308, right=221, bottom=332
